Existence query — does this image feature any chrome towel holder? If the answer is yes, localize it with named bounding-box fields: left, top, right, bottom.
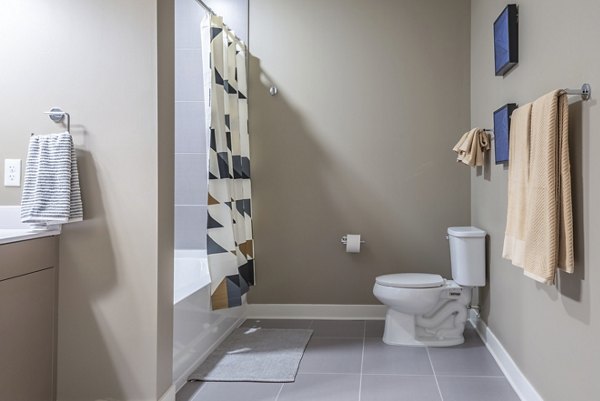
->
left=565, top=83, right=591, bottom=101
left=483, top=83, right=591, bottom=140
left=44, top=107, right=71, bottom=132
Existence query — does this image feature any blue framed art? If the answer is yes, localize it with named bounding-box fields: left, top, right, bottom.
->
left=494, top=4, right=518, bottom=76
left=493, top=103, right=518, bottom=164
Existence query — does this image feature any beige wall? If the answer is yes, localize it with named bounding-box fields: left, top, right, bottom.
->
left=248, top=0, right=471, bottom=304
left=157, top=0, right=175, bottom=397
left=0, top=1, right=174, bottom=400
left=471, top=1, right=600, bottom=400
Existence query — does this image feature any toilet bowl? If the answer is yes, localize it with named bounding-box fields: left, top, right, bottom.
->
left=373, top=227, right=486, bottom=347
left=373, top=274, right=471, bottom=346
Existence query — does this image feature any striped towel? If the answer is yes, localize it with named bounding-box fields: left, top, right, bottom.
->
left=20, top=132, right=83, bottom=226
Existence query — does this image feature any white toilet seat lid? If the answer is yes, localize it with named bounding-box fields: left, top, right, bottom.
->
left=376, top=273, right=445, bottom=288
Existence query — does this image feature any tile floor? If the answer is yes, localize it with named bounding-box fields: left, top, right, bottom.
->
left=176, top=319, right=520, bottom=401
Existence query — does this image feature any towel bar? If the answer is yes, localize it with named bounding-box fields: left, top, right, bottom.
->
left=482, top=84, right=590, bottom=142
left=44, top=107, right=71, bottom=133
left=564, top=83, right=591, bottom=101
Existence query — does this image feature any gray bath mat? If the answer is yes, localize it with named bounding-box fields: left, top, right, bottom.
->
left=189, top=327, right=313, bottom=383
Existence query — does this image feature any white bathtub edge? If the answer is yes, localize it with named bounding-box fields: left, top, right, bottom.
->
left=174, top=307, right=247, bottom=392
left=173, top=249, right=210, bottom=304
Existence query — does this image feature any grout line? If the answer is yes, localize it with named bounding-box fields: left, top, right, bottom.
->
left=426, top=347, right=444, bottom=401
left=274, top=383, right=285, bottom=401
left=298, top=372, right=361, bottom=376
left=303, top=372, right=502, bottom=378
left=433, top=374, right=506, bottom=378
left=358, top=320, right=366, bottom=401
left=361, top=373, right=438, bottom=377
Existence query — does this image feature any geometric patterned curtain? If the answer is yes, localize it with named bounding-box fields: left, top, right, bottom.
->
left=205, top=16, right=254, bottom=310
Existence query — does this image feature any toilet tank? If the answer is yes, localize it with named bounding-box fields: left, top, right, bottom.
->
left=447, top=226, right=486, bottom=287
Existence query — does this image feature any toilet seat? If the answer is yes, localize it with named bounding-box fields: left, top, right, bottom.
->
left=376, top=273, right=445, bottom=289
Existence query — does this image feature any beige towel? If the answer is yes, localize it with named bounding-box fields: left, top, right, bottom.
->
left=522, top=90, right=574, bottom=284
left=453, top=128, right=490, bottom=167
left=502, top=103, right=533, bottom=267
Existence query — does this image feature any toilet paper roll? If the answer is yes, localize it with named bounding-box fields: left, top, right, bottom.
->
left=346, top=234, right=361, bottom=253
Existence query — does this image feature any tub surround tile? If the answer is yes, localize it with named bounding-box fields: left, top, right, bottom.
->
left=175, top=101, right=207, bottom=154
left=175, top=0, right=204, bottom=49
left=175, top=153, right=208, bottom=205
left=174, top=0, right=208, bottom=254
left=175, top=49, right=204, bottom=102
left=175, top=206, right=207, bottom=249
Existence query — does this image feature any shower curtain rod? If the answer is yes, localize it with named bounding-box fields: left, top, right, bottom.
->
left=195, top=0, right=216, bottom=16
left=193, top=0, right=246, bottom=44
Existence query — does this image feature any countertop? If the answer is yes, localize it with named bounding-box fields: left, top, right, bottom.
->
left=0, top=206, right=61, bottom=245
left=0, top=228, right=61, bottom=245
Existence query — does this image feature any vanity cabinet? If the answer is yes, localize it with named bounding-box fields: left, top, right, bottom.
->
left=0, top=236, right=59, bottom=401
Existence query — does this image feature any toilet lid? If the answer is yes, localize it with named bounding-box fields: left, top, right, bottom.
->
left=376, top=273, right=445, bottom=288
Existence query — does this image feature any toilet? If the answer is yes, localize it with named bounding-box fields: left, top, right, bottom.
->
left=373, top=226, right=486, bottom=347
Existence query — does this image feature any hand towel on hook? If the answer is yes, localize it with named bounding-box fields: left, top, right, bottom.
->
left=453, top=128, right=490, bottom=167
left=20, top=132, right=83, bottom=226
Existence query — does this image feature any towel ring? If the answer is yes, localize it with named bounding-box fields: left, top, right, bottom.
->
left=44, top=107, right=71, bottom=132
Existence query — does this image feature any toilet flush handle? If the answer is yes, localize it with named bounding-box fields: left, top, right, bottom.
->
left=445, top=235, right=449, bottom=240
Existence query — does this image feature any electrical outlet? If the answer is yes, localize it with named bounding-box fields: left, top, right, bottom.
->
left=4, top=159, right=21, bottom=187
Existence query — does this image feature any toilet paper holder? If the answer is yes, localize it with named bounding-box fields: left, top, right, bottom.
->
left=340, top=235, right=366, bottom=245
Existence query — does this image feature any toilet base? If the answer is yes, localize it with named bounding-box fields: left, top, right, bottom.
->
left=382, top=308, right=466, bottom=347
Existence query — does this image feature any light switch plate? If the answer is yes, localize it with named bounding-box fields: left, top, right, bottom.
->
left=4, top=159, right=21, bottom=187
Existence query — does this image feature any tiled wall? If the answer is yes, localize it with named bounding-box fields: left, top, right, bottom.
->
left=205, top=0, right=249, bottom=43
left=174, top=0, right=248, bottom=249
left=175, top=0, right=208, bottom=249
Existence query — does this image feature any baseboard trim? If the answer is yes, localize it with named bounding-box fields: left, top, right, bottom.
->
left=158, top=384, right=176, bottom=401
left=469, top=311, right=543, bottom=401
left=246, top=304, right=386, bottom=320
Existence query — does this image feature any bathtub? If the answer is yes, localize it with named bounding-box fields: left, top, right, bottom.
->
left=172, top=249, right=245, bottom=390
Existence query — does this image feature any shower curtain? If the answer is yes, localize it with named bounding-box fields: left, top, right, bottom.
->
left=204, top=15, right=254, bottom=310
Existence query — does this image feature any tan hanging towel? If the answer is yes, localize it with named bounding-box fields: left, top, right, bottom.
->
left=453, top=128, right=490, bottom=167
left=522, top=90, right=574, bottom=284
left=502, top=103, right=532, bottom=268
